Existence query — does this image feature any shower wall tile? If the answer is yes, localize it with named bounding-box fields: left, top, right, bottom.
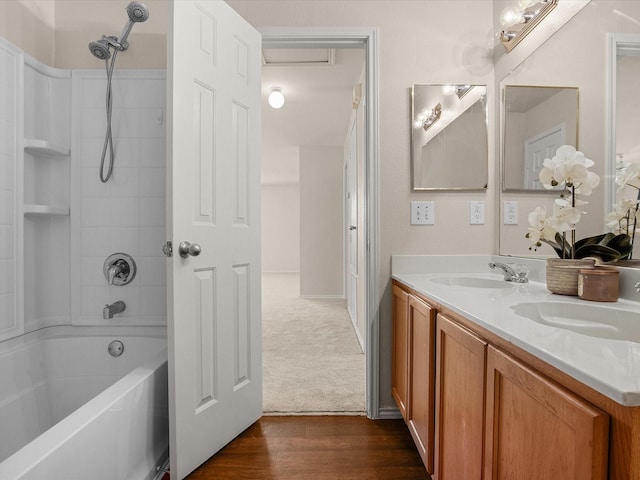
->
left=74, top=72, right=166, bottom=326
left=81, top=257, right=105, bottom=286
left=139, top=139, right=165, bottom=167
left=140, top=168, right=165, bottom=197
left=81, top=227, right=111, bottom=256
left=0, top=295, right=14, bottom=330
left=0, top=226, right=13, bottom=259
left=109, top=168, right=141, bottom=197
left=0, top=260, right=13, bottom=294
left=81, top=167, right=109, bottom=197
left=0, top=190, right=13, bottom=225
left=109, top=227, right=140, bottom=256
left=140, top=197, right=165, bottom=227
left=81, top=198, right=109, bottom=226
left=109, top=198, right=140, bottom=227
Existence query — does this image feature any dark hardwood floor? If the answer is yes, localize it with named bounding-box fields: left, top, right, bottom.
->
left=186, top=415, right=431, bottom=480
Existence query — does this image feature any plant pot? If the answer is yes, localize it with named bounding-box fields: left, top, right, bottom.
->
left=546, top=258, right=596, bottom=296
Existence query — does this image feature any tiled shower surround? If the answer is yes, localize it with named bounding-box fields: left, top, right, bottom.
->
left=72, top=71, right=166, bottom=326
left=0, top=36, right=167, bottom=343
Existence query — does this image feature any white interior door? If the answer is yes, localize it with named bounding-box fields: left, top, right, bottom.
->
left=524, top=123, right=565, bottom=190
left=167, top=1, right=262, bottom=479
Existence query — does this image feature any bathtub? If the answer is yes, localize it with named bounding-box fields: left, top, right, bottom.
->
left=0, top=325, right=168, bottom=480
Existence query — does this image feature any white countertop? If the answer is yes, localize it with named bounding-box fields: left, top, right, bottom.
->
left=391, top=255, right=640, bottom=406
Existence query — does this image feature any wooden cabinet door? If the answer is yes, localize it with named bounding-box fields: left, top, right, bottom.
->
left=484, top=346, right=609, bottom=480
left=391, top=284, right=410, bottom=419
left=407, top=295, right=436, bottom=474
left=434, top=314, right=487, bottom=480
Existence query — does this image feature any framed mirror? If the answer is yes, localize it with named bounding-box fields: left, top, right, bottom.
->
left=411, top=84, right=488, bottom=190
left=501, top=85, right=579, bottom=191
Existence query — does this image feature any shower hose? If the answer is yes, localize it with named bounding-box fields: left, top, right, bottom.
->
left=99, top=49, right=120, bottom=183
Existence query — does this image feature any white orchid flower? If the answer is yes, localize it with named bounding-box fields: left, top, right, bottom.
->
left=574, top=171, right=600, bottom=196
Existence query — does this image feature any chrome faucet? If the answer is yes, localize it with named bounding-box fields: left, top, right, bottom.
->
left=103, top=300, right=126, bottom=319
left=489, top=262, right=528, bottom=283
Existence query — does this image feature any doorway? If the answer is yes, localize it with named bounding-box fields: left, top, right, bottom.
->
left=260, top=28, right=380, bottom=418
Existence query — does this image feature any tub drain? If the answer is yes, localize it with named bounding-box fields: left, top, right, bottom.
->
left=108, top=340, right=125, bottom=357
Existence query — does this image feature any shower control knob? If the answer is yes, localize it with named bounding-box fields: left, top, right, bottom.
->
left=178, top=241, right=201, bottom=258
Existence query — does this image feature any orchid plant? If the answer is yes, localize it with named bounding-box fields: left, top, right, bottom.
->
left=606, top=157, right=640, bottom=258
left=526, top=145, right=632, bottom=261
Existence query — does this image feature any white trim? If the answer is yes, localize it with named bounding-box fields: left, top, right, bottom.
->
left=261, top=26, right=380, bottom=419
left=606, top=33, right=640, bottom=224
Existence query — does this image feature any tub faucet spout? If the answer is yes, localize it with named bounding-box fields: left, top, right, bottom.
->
left=104, top=300, right=126, bottom=319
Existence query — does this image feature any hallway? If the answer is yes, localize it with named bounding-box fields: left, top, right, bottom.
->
left=262, top=273, right=366, bottom=414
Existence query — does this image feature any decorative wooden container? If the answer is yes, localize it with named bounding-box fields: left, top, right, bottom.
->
left=545, top=258, right=596, bottom=296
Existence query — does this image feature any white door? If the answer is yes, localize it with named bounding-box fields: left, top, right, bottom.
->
left=524, top=124, right=565, bottom=190
left=167, top=1, right=262, bottom=479
left=346, top=118, right=358, bottom=323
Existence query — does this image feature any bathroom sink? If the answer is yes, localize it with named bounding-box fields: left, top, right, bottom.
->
left=512, top=301, right=640, bottom=342
left=430, top=276, right=512, bottom=289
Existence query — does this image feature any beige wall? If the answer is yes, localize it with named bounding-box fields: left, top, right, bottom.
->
left=262, top=184, right=301, bottom=273
left=299, top=146, right=344, bottom=297
left=0, top=0, right=55, bottom=65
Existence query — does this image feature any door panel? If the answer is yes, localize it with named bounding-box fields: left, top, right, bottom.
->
left=167, top=1, right=262, bottom=478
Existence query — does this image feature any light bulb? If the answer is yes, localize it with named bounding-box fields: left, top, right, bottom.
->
left=500, top=6, right=524, bottom=28
left=442, top=85, right=456, bottom=96
left=268, top=88, right=285, bottom=109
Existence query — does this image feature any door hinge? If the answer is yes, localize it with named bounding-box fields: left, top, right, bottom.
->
left=162, top=241, right=173, bottom=257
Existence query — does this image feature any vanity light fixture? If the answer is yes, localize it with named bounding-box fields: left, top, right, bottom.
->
left=413, top=103, right=442, bottom=131
left=443, top=84, right=474, bottom=99
left=268, top=87, right=285, bottom=109
left=500, top=0, right=558, bottom=52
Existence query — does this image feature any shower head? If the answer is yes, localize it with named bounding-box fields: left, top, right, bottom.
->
left=89, top=39, right=112, bottom=60
left=88, top=2, right=149, bottom=60
left=126, top=2, right=149, bottom=22
left=117, top=1, right=150, bottom=51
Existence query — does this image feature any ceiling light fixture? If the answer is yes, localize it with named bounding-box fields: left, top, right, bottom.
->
left=268, top=87, right=285, bottom=109
left=500, top=0, right=558, bottom=52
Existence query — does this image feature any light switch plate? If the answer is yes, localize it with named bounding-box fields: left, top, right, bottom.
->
left=411, top=201, right=435, bottom=225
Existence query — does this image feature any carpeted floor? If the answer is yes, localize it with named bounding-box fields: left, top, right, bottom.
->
left=262, top=273, right=366, bottom=414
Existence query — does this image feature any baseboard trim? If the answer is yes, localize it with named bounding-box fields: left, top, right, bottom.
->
left=299, top=294, right=345, bottom=299
left=377, top=406, right=402, bottom=420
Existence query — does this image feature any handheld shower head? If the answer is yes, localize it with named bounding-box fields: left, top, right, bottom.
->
left=89, top=40, right=111, bottom=60
left=117, top=2, right=149, bottom=50
left=127, top=1, right=149, bottom=22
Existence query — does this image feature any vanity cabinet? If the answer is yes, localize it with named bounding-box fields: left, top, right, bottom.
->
left=484, top=346, right=609, bottom=480
left=391, top=284, right=436, bottom=474
left=434, top=313, right=486, bottom=480
left=392, top=280, right=610, bottom=480
left=391, top=285, right=409, bottom=419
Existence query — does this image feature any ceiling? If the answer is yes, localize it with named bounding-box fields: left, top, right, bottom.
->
left=261, top=47, right=365, bottom=184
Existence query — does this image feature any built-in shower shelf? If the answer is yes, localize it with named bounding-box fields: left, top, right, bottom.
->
left=24, top=204, right=70, bottom=216
left=24, top=139, right=70, bottom=157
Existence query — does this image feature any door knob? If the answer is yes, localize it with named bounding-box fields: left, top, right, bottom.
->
left=349, top=225, right=357, bottom=231
left=178, top=241, right=201, bottom=258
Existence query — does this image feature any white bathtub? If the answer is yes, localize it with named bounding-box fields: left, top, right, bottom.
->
left=0, top=326, right=168, bottom=480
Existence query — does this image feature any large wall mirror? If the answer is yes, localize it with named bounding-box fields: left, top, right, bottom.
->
left=411, top=84, right=488, bottom=190
left=502, top=85, right=578, bottom=191
left=498, top=1, right=640, bottom=263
